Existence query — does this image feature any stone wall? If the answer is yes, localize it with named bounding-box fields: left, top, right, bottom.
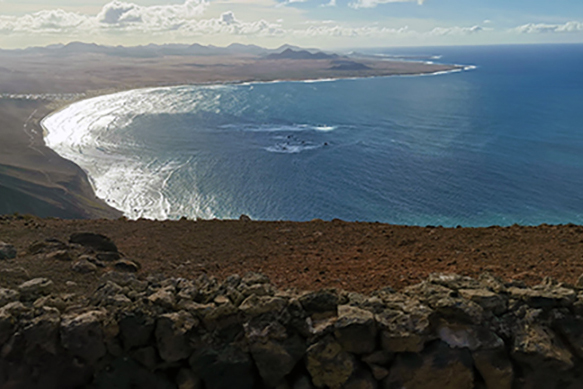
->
left=1, top=269, right=583, bottom=388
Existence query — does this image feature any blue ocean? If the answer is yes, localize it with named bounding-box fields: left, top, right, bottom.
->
left=43, top=44, right=583, bottom=226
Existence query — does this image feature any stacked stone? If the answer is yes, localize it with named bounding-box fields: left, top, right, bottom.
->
left=1, top=270, right=583, bottom=388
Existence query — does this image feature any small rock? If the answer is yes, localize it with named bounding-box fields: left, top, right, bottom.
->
left=69, top=232, right=118, bottom=252
left=239, top=214, right=252, bottom=221
left=45, top=250, right=73, bottom=261
left=0, top=241, right=17, bottom=259
left=114, top=259, right=140, bottom=272
left=242, top=271, right=270, bottom=285
left=0, top=288, right=20, bottom=307
left=148, top=287, right=176, bottom=309
left=18, top=277, right=53, bottom=300
left=507, top=286, right=576, bottom=308
left=71, top=259, right=98, bottom=274
left=428, top=273, right=483, bottom=290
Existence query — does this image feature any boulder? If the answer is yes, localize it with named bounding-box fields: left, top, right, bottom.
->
left=0, top=242, right=17, bottom=260
left=333, top=305, right=377, bottom=354
left=458, top=288, right=507, bottom=315
left=71, top=259, right=98, bottom=274
left=299, top=290, right=339, bottom=316
left=118, top=310, right=156, bottom=349
left=22, top=307, right=61, bottom=356
left=155, top=311, right=198, bottom=362
left=131, top=346, right=158, bottom=369
left=18, top=278, right=53, bottom=300
left=511, top=322, right=574, bottom=372
left=189, top=343, right=255, bottom=389
left=472, top=348, right=513, bottom=389
left=246, top=321, right=305, bottom=386
left=507, top=286, right=576, bottom=308
left=93, top=357, right=175, bottom=389
left=239, top=294, right=287, bottom=317
left=69, top=232, right=118, bottom=252
left=60, top=310, right=107, bottom=363
left=376, top=308, right=431, bottom=353
left=305, top=336, right=355, bottom=388
left=0, top=308, right=14, bottom=345
left=176, top=368, right=202, bottom=389
left=343, top=368, right=378, bottom=389
left=384, top=341, right=474, bottom=389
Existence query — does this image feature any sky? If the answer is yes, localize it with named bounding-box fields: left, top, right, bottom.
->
left=0, top=0, right=582, bottom=49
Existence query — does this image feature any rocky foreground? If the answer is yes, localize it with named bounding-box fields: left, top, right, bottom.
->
left=2, top=237, right=583, bottom=388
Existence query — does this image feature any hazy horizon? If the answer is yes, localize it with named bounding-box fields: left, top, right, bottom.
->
left=1, top=1, right=582, bottom=50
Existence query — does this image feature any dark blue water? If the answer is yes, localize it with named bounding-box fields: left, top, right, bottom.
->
left=44, top=44, right=583, bottom=226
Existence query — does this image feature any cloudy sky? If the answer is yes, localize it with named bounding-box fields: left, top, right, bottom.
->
left=1, top=0, right=582, bottom=49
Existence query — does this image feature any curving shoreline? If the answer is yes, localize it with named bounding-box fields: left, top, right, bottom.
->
left=33, top=61, right=467, bottom=220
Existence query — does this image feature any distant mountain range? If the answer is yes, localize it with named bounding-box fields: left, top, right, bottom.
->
left=0, top=42, right=336, bottom=59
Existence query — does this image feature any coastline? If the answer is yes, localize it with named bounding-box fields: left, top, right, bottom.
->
left=31, top=60, right=466, bottom=220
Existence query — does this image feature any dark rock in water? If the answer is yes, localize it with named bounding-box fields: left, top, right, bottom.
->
left=0, top=241, right=17, bottom=260
left=70, top=232, right=118, bottom=252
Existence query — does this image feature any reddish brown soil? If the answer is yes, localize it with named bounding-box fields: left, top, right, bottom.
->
left=1, top=217, right=583, bottom=295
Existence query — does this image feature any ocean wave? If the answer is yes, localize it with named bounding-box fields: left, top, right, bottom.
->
left=265, top=143, right=322, bottom=153
left=222, top=123, right=338, bottom=133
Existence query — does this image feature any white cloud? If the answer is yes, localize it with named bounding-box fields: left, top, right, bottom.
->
left=295, top=24, right=410, bottom=37
left=430, top=25, right=483, bottom=36
left=514, top=21, right=583, bottom=34
left=349, top=0, right=424, bottom=10
left=0, top=1, right=284, bottom=37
